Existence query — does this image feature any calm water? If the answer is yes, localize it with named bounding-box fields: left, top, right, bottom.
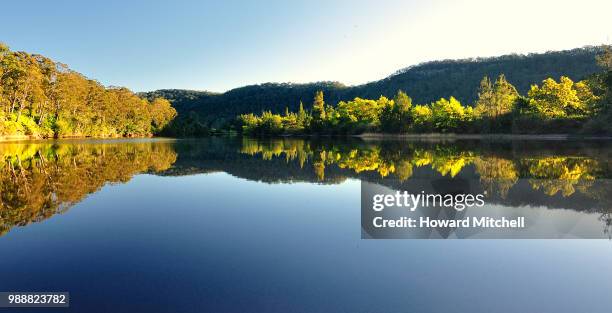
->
left=1, top=137, right=612, bottom=312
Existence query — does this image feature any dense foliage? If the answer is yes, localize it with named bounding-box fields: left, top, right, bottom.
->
left=237, top=47, right=611, bottom=135
left=583, top=46, right=612, bottom=133
left=0, top=43, right=177, bottom=138
left=141, top=46, right=606, bottom=133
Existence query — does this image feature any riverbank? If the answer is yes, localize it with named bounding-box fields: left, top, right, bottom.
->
left=3, top=132, right=612, bottom=143
left=357, top=132, right=612, bottom=141
left=0, top=134, right=39, bottom=142
left=263, top=132, right=612, bottom=140
left=0, top=134, right=156, bottom=143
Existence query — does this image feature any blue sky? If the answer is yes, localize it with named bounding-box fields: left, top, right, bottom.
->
left=1, top=0, right=610, bottom=92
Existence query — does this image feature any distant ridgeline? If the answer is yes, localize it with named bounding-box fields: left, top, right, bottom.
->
left=0, top=43, right=177, bottom=139
left=139, top=46, right=612, bottom=134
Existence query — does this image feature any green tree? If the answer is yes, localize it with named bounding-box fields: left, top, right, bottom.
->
left=475, top=75, right=518, bottom=123
left=259, top=111, right=283, bottom=134
left=150, top=98, right=178, bottom=132
left=596, top=45, right=612, bottom=71
left=431, top=97, right=467, bottom=132
left=296, top=101, right=309, bottom=129
left=239, top=113, right=260, bottom=133
left=475, top=75, right=519, bottom=132
left=582, top=46, right=612, bottom=134
left=333, top=97, right=382, bottom=133
left=527, top=76, right=596, bottom=118
left=411, top=105, right=432, bottom=131
left=380, top=90, right=413, bottom=132
left=311, top=90, right=326, bottom=127
left=596, top=46, right=611, bottom=105
left=475, top=76, right=494, bottom=116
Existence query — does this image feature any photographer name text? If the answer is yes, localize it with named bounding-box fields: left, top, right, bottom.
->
left=373, top=216, right=525, bottom=228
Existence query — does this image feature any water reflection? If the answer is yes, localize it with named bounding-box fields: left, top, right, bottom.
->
left=0, top=137, right=610, bottom=237
left=0, top=140, right=177, bottom=236
left=238, top=138, right=609, bottom=185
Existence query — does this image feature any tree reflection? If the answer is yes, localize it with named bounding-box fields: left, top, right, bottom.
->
left=0, top=141, right=176, bottom=236
left=522, top=157, right=597, bottom=196
left=1, top=137, right=610, bottom=237
left=474, top=156, right=518, bottom=198
left=238, top=138, right=609, bottom=201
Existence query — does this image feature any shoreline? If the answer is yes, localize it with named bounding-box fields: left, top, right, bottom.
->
left=3, top=133, right=612, bottom=143
left=356, top=133, right=612, bottom=140
left=0, top=134, right=167, bottom=143
left=266, top=132, right=612, bottom=141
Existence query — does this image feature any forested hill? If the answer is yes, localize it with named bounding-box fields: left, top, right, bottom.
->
left=140, top=46, right=605, bottom=127
left=355, top=46, right=603, bottom=103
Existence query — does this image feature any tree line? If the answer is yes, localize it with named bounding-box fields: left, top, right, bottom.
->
left=141, top=46, right=605, bottom=133
left=237, top=47, right=612, bottom=135
left=0, top=43, right=177, bottom=138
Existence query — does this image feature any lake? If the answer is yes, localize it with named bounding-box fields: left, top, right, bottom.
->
left=1, top=137, right=612, bottom=313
